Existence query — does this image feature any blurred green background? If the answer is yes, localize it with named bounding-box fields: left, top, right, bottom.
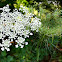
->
left=0, top=0, right=62, bottom=62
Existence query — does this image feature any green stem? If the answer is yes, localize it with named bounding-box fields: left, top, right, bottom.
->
left=52, top=35, right=54, bottom=43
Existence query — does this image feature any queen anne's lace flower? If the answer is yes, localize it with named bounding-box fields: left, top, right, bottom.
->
left=0, top=4, right=41, bottom=51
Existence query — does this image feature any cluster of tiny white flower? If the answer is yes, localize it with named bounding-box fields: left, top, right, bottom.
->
left=0, top=4, right=41, bottom=51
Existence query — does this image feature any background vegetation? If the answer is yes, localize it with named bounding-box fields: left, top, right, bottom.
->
left=0, top=0, right=62, bottom=62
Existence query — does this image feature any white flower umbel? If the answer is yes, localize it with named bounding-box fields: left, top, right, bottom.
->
left=0, top=4, right=41, bottom=51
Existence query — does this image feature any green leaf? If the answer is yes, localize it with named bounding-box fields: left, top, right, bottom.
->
left=7, top=56, right=13, bottom=62
left=1, top=50, right=7, bottom=57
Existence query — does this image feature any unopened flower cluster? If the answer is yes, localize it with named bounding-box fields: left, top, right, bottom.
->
left=0, top=5, right=41, bottom=51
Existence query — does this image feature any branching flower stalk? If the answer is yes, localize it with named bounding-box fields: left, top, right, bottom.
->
left=0, top=4, right=41, bottom=51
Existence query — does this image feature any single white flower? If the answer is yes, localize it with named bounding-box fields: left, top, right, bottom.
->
left=30, top=33, right=33, bottom=35
left=6, top=48, right=10, bottom=51
left=1, top=47, right=5, bottom=51
left=15, top=45, right=18, bottom=48
left=25, top=42, right=28, bottom=45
